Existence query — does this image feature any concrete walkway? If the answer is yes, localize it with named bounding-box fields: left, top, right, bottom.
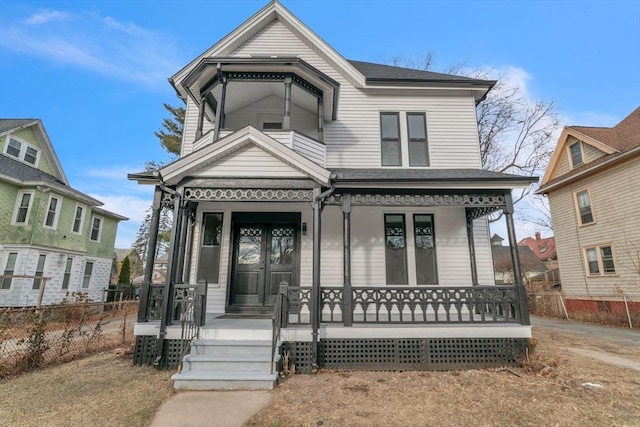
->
left=151, top=390, right=272, bottom=427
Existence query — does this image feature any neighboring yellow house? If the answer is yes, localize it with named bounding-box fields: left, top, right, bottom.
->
left=538, top=107, right=640, bottom=314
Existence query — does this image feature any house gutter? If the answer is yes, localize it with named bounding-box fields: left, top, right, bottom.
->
left=311, top=178, right=335, bottom=370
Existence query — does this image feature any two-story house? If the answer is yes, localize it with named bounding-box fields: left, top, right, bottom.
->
left=538, top=107, right=640, bottom=316
left=0, top=119, right=127, bottom=306
left=129, top=1, right=536, bottom=390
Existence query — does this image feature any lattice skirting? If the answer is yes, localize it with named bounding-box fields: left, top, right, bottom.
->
left=283, top=338, right=529, bottom=372
left=133, top=336, right=188, bottom=369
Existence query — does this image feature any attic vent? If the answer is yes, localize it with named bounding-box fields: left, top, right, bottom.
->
left=540, top=247, right=547, bottom=253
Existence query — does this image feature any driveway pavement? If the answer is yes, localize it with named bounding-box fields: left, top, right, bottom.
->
left=530, top=315, right=640, bottom=348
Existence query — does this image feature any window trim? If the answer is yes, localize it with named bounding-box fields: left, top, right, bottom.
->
left=43, top=194, right=63, bottom=230
left=62, top=257, right=73, bottom=290
left=3, top=135, right=41, bottom=167
left=568, top=141, right=584, bottom=169
left=11, top=190, right=35, bottom=226
left=413, top=213, right=438, bottom=285
left=383, top=213, right=409, bottom=285
left=583, top=244, right=617, bottom=277
left=72, top=203, right=86, bottom=235
left=406, top=112, right=430, bottom=167
left=89, top=215, right=104, bottom=242
left=32, top=254, right=47, bottom=290
left=573, top=188, right=596, bottom=226
left=380, top=112, right=402, bottom=167
left=2, top=252, right=18, bottom=290
left=82, top=261, right=94, bottom=288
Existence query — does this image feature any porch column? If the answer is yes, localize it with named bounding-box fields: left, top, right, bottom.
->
left=311, top=187, right=322, bottom=368
left=183, top=202, right=197, bottom=284
left=175, top=200, right=190, bottom=284
left=213, top=73, right=227, bottom=141
left=504, top=192, right=530, bottom=325
left=317, top=97, right=324, bottom=142
left=137, top=185, right=162, bottom=322
left=159, top=191, right=184, bottom=330
left=465, top=213, right=479, bottom=286
left=283, top=76, right=292, bottom=130
left=195, top=95, right=205, bottom=139
left=342, top=194, right=353, bottom=326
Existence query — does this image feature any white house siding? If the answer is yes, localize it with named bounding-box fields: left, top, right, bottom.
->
left=292, top=132, right=326, bottom=167
left=0, top=246, right=111, bottom=306
left=472, top=217, right=496, bottom=285
left=549, top=157, right=640, bottom=298
left=191, top=144, right=308, bottom=178
left=190, top=20, right=484, bottom=170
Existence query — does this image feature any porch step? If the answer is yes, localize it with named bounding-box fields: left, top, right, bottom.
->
left=174, top=338, right=281, bottom=390
left=191, top=339, right=274, bottom=356
left=183, top=353, right=281, bottom=372
left=172, top=370, right=279, bottom=391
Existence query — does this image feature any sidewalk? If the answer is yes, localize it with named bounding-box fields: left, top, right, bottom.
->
left=151, top=390, right=272, bottom=427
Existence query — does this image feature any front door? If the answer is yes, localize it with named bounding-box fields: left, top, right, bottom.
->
left=229, top=214, right=299, bottom=312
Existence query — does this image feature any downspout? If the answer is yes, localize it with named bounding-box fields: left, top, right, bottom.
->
left=311, top=178, right=336, bottom=371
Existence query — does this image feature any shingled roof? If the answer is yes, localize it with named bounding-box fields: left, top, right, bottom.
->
left=569, top=106, right=640, bottom=153
left=0, top=119, right=37, bottom=134
left=347, top=59, right=495, bottom=86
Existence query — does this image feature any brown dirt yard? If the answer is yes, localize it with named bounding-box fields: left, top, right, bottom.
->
left=249, top=327, right=640, bottom=427
left=1, top=324, right=638, bottom=427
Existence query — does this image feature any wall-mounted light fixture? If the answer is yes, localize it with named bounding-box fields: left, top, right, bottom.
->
left=302, top=222, right=307, bottom=235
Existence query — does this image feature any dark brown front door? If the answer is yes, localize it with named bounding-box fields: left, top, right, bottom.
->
left=229, top=214, right=299, bottom=312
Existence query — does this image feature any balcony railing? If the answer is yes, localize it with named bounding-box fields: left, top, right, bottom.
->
left=285, top=285, right=523, bottom=326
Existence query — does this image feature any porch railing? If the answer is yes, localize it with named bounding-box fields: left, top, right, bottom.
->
left=286, top=285, right=523, bottom=326
left=147, top=284, right=164, bottom=321
left=173, top=283, right=207, bottom=371
left=271, top=282, right=289, bottom=374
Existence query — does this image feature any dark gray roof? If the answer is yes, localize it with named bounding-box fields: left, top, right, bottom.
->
left=330, top=168, right=538, bottom=183
left=347, top=60, right=494, bottom=85
left=0, top=154, right=65, bottom=186
left=0, top=119, right=36, bottom=134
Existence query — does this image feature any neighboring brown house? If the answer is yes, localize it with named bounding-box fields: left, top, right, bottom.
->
left=491, top=235, right=548, bottom=285
left=538, top=107, right=640, bottom=314
left=519, top=232, right=557, bottom=270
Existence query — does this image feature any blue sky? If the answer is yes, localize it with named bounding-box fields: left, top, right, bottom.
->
left=1, top=0, right=639, bottom=248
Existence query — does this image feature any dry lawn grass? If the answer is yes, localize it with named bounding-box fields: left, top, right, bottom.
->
left=0, top=352, right=174, bottom=427
left=249, top=328, right=640, bottom=427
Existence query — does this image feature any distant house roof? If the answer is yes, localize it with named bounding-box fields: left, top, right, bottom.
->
left=539, top=107, right=640, bottom=193
left=113, top=249, right=132, bottom=262
left=518, top=233, right=557, bottom=261
left=491, top=245, right=549, bottom=273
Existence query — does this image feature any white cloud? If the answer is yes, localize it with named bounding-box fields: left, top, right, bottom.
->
left=1, top=10, right=182, bottom=89
left=25, top=9, right=71, bottom=25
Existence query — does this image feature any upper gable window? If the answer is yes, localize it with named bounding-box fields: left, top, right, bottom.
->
left=569, top=142, right=583, bottom=168
left=3, top=136, right=40, bottom=167
left=407, top=113, right=429, bottom=166
left=380, top=113, right=401, bottom=166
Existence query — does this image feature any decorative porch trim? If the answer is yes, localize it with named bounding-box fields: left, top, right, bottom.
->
left=325, top=192, right=505, bottom=207
left=183, top=187, right=315, bottom=202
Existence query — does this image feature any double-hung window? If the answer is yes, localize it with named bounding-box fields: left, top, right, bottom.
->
left=90, top=216, right=103, bottom=242
left=3, top=136, right=40, bottom=166
left=574, top=189, right=595, bottom=225
left=197, top=213, right=224, bottom=283
left=569, top=141, right=583, bottom=168
left=12, top=190, right=34, bottom=225
left=82, top=261, right=93, bottom=288
left=380, top=113, right=401, bottom=166
left=72, top=204, right=85, bottom=234
left=413, top=214, right=438, bottom=284
left=62, top=258, right=73, bottom=289
left=2, top=253, right=18, bottom=290
left=32, top=254, right=47, bottom=290
left=384, top=214, right=408, bottom=284
left=407, top=113, right=429, bottom=166
left=584, top=245, right=616, bottom=276
left=44, top=194, right=62, bottom=229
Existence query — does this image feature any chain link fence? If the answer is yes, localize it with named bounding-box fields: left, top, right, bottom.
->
left=0, top=300, right=138, bottom=378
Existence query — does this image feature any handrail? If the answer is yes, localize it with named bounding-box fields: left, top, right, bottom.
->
left=174, top=283, right=206, bottom=372
left=270, top=282, right=289, bottom=374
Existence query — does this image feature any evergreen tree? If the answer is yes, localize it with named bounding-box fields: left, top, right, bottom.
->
left=118, top=256, right=131, bottom=284
left=154, top=103, right=185, bottom=156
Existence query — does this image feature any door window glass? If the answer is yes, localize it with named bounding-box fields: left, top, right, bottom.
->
left=238, top=227, right=263, bottom=264
left=271, top=227, right=295, bottom=265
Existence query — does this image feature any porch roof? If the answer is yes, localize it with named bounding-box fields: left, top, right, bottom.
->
left=330, top=168, right=537, bottom=189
